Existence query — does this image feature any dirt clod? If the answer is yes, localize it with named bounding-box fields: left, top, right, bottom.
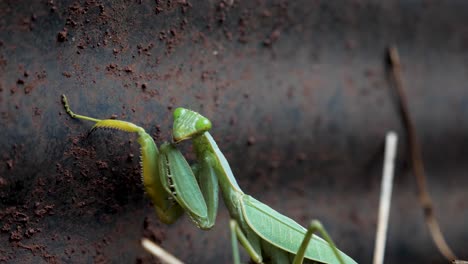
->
left=247, top=136, right=256, bottom=146
left=57, top=29, right=68, bottom=42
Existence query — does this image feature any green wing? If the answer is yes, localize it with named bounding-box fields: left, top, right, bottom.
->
left=241, top=196, right=357, bottom=264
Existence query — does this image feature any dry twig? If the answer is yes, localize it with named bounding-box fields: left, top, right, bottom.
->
left=387, top=46, right=457, bottom=261
left=142, top=238, right=184, bottom=264
left=373, top=132, right=398, bottom=264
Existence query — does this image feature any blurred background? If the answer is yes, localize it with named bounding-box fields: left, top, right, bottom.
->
left=1, top=1, right=468, bottom=263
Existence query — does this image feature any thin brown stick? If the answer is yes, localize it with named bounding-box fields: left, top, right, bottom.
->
left=387, top=46, right=457, bottom=261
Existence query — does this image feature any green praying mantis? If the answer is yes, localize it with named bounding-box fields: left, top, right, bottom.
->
left=61, top=95, right=357, bottom=264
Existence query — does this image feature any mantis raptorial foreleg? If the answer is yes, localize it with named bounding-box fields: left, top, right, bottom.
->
left=157, top=142, right=216, bottom=229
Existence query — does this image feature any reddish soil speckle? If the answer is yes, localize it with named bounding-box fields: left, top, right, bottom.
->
left=142, top=217, right=165, bottom=245
left=62, top=71, right=72, bottom=78
left=5, top=160, right=13, bottom=169
left=57, top=29, right=68, bottom=42
left=247, top=136, right=256, bottom=146
left=96, top=160, right=109, bottom=170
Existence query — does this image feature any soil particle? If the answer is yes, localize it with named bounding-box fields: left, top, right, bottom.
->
left=34, top=205, right=54, bottom=218
left=33, top=107, right=42, bottom=116
left=24, top=84, right=34, bottom=94
left=247, top=136, right=256, bottom=146
left=263, top=29, right=281, bottom=47
left=16, top=242, right=58, bottom=263
left=12, top=212, right=29, bottom=223
left=6, top=159, right=13, bottom=169
left=96, top=160, right=109, bottom=170
left=201, top=70, right=216, bottom=82
left=9, top=230, right=23, bottom=242
left=123, top=66, right=133, bottom=73
left=24, top=228, right=41, bottom=238
left=159, top=26, right=184, bottom=55
left=106, top=63, right=118, bottom=71
left=296, top=152, right=306, bottom=162
left=1, top=223, right=11, bottom=232
left=136, top=43, right=154, bottom=56
left=57, top=29, right=68, bottom=42
left=62, top=71, right=72, bottom=78
left=142, top=217, right=165, bottom=244
left=0, top=55, right=6, bottom=70
left=0, top=177, right=6, bottom=187
left=36, top=70, right=47, bottom=79
left=229, top=116, right=237, bottom=126
left=155, top=6, right=164, bottom=14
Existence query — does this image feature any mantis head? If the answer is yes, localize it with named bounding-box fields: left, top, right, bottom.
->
left=172, top=107, right=212, bottom=143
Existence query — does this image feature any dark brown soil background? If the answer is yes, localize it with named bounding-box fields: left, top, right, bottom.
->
left=1, top=0, right=468, bottom=263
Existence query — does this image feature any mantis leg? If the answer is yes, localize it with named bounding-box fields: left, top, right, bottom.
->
left=62, top=94, right=143, bottom=133
left=292, top=220, right=345, bottom=264
left=229, top=219, right=263, bottom=264
left=61, top=95, right=183, bottom=224
left=193, top=152, right=219, bottom=229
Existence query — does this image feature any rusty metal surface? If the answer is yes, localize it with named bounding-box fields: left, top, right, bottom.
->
left=1, top=0, right=468, bottom=263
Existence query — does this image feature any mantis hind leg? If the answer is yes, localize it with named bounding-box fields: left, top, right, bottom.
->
left=292, top=220, right=344, bottom=264
left=229, top=219, right=263, bottom=264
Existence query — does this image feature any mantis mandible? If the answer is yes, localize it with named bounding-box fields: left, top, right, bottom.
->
left=61, top=95, right=357, bottom=264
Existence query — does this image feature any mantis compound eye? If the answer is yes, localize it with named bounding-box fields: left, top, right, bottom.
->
left=195, top=118, right=212, bottom=132
left=173, top=107, right=187, bottom=119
